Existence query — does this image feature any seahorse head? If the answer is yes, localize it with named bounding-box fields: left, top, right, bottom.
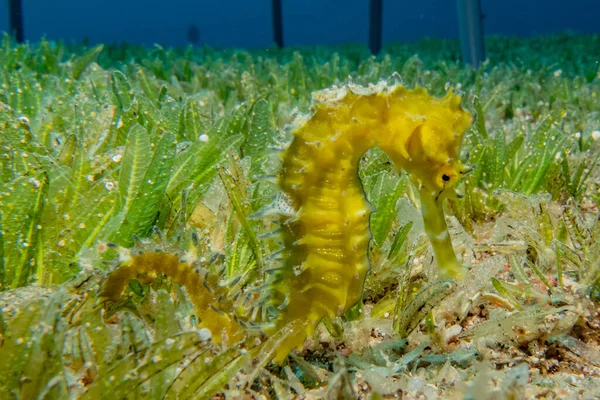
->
left=375, top=84, right=472, bottom=279
left=406, top=125, right=467, bottom=193
left=372, top=85, right=472, bottom=198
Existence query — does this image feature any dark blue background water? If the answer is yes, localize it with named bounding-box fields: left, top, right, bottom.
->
left=2, top=0, right=599, bottom=47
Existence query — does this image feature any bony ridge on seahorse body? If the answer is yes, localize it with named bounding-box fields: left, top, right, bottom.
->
left=100, top=79, right=472, bottom=364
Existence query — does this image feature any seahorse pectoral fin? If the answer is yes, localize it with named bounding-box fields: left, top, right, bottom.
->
left=418, top=187, right=466, bottom=279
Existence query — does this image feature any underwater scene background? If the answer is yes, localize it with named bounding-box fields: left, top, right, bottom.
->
left=1, top=0, right=599, bottom=47
left=1, top=1, right=600, bottom=399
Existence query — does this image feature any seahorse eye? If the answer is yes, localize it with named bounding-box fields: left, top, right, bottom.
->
left=434, top=166, right=460, bottom=190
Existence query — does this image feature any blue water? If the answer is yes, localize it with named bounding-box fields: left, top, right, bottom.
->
left=2, top=0, right=599, bottom=48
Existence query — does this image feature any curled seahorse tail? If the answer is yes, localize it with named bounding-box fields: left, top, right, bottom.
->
left=100, top=252, right=245, bottom=343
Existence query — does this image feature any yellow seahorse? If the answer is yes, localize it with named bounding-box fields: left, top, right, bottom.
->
left=100, top=80, right=472, bottom=363
left=265, top=80, right=471, bottom=361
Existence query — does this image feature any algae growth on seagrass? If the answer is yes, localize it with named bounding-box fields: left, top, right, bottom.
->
left=1, top=33, right=600, bottom=398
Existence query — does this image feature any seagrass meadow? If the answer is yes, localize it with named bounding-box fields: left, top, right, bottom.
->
left=1, top=32, right=600, bottom=399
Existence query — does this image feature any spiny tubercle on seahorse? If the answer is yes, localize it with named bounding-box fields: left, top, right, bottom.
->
left=100, top=80, right=472, bottom=363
